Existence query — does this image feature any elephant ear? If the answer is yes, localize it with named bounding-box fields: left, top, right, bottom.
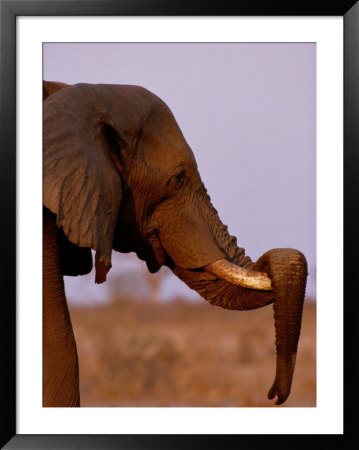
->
left=43, top=84, right=123, bottom=283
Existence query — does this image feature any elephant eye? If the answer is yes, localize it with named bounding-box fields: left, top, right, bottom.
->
left=174, top=171, right=186, bottom=190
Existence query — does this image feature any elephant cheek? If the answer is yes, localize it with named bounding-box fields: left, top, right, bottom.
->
left=159, top=218, right=225, bottom=269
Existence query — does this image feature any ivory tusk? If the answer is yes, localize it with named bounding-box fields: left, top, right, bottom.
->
left=204, top=259, right=272, bottom=291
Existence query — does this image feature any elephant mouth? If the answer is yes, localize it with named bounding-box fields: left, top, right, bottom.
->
left=136, top=234, right=170, bottom=273
left=135, top=247, right=162, bottom=273
left=144, top=256, right=163, bottom=273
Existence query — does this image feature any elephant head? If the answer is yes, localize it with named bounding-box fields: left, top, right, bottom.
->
left=43, top=81, right=307, bottom=405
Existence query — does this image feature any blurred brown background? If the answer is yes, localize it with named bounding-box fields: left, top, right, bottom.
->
left=68, top=264, right=316, bottom=408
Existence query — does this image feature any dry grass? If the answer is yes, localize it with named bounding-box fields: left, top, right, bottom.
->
left=69, top=297, right=316, bottom=407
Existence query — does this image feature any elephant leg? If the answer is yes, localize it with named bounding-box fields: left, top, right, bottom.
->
left=43, top=207, right=80, bottom=407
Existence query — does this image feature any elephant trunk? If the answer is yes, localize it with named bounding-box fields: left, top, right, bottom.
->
left=173, top=195, right=308, bottom=404
left=255, top=248, right=308, bottom=404
left=173, top=217, right=275, bottom=311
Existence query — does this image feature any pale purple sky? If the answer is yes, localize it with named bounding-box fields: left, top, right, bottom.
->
left=43, top=43, right=316, bottom=302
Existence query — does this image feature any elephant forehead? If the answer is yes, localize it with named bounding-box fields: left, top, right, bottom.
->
left=140, top=125, right=197, bottom=171
left=143, top=142, right=197, bottom=175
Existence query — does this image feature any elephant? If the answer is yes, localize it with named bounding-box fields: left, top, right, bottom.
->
left=42, top=80, right=308, bottom=407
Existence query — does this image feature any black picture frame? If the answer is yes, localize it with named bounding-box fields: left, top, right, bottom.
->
left=1, top=0, right=357, bottom=448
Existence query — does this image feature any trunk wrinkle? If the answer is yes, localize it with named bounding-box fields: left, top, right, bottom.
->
left=199, top=182, right=253, bottom=269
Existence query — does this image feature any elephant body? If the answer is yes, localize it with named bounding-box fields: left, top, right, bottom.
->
left=43, top=81, right=307, bottom=407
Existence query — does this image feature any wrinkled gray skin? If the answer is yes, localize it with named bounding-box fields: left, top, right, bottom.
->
left=43, top=81, right=307, bottom=407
